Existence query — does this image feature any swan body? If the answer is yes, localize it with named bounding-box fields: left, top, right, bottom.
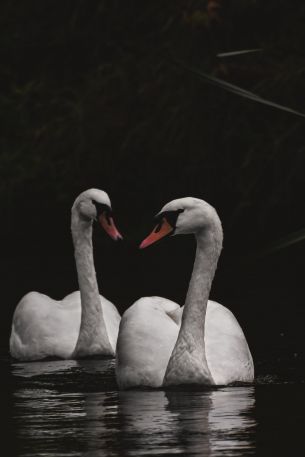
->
left=10, top=291, right=120, bottom=361
left=116, top=296, right=180, bottom=388
left=10, top=189, right=122, bottom=361
left=116, top=197, right=254, bottom=388
left=116, top=298, right=253, bottom=389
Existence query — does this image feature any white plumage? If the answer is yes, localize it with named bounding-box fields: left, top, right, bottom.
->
left=10, top=189, right=121, bottom=361
left=10, top=291, right=120, bottom=361
left=116, top=197, right=254, bottom=388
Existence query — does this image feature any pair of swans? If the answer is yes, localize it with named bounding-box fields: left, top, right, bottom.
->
left=10, top=189, right=254, bottom=387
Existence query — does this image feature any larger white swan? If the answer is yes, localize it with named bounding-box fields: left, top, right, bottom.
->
left=10, top=189, right=122, bottom=361
left=116, top=197, right=254, bottom=388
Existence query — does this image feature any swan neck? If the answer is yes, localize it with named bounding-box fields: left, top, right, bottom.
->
left=184, top=229, right=221, bottom=317
left=71, top=211, right=112, bottom=357
left=164, top=222, right=222, bottom=385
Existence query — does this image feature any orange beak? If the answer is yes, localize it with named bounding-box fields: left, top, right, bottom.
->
left=99, top=212, right=123, bottom=241
left=139, top=218, right=174, bottom=249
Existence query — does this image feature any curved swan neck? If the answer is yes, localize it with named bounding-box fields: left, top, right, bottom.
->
left=71, top=210, right=113, bottom=357
left=184, top=226, right=222, bottom=324
left=164, top=219, right=223, bottom=386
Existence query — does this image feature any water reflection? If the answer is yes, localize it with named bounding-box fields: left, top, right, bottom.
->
left=12, top=359, right=80, bottom=377
left=208, top=389, right=256, bottom=455
left=117, top=388, right=255, bottom=456
left=11, top=360, right=256, bottom=456
left=12, top=358, right=115, bottom=378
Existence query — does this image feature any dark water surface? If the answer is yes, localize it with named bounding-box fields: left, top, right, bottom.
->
left=2, top=358, right=304, bottom=457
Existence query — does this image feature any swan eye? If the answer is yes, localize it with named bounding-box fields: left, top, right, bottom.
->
left=105, top=211, right=112, bottom=225
left=154, top=219, right=164, bottom=233
left=93, top=201, right=112, bottom=219
left=92, top=201, right=123, bottom=240
left=156, top=209, right=184, bottom=230
left=140, top=209, right=184, bottom=249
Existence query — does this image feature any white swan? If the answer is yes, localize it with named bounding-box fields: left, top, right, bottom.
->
left=116, top=197, right=254, bottom=388
left=10, top=189, right=122, bottom=361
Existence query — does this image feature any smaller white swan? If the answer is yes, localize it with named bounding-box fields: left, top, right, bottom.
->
left=116, top=197, right=254, bottom=388
left=10, top=189, right=122, bottom=361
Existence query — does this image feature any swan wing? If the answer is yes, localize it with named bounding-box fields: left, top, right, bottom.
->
left=10, top=291, right=121, bottom=361
left=10, top=291, right=81, bottom=361
left=205, top=301, right=254, bottom=384
left=116, top=296, right=180, bottom=389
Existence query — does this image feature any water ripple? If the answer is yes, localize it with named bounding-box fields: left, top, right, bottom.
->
left=10, top=360, right=257, bottom=456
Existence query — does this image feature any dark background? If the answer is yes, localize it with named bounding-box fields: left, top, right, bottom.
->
left=1, top=0, right=304, bottom=378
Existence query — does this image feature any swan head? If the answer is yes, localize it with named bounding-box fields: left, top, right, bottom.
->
left=140, top=197, right=221, bottom=248
left=72, top=189, right=123, bottom=240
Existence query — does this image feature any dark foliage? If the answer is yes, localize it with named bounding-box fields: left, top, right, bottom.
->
left=0, top=1, right=304, bottom=372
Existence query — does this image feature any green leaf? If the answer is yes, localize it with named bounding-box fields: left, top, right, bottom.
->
left=217, top=49, right=262, bottom=58
left=175, top=60, right=305, bottom=118
left=258, top=228, right=305, bottom=257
